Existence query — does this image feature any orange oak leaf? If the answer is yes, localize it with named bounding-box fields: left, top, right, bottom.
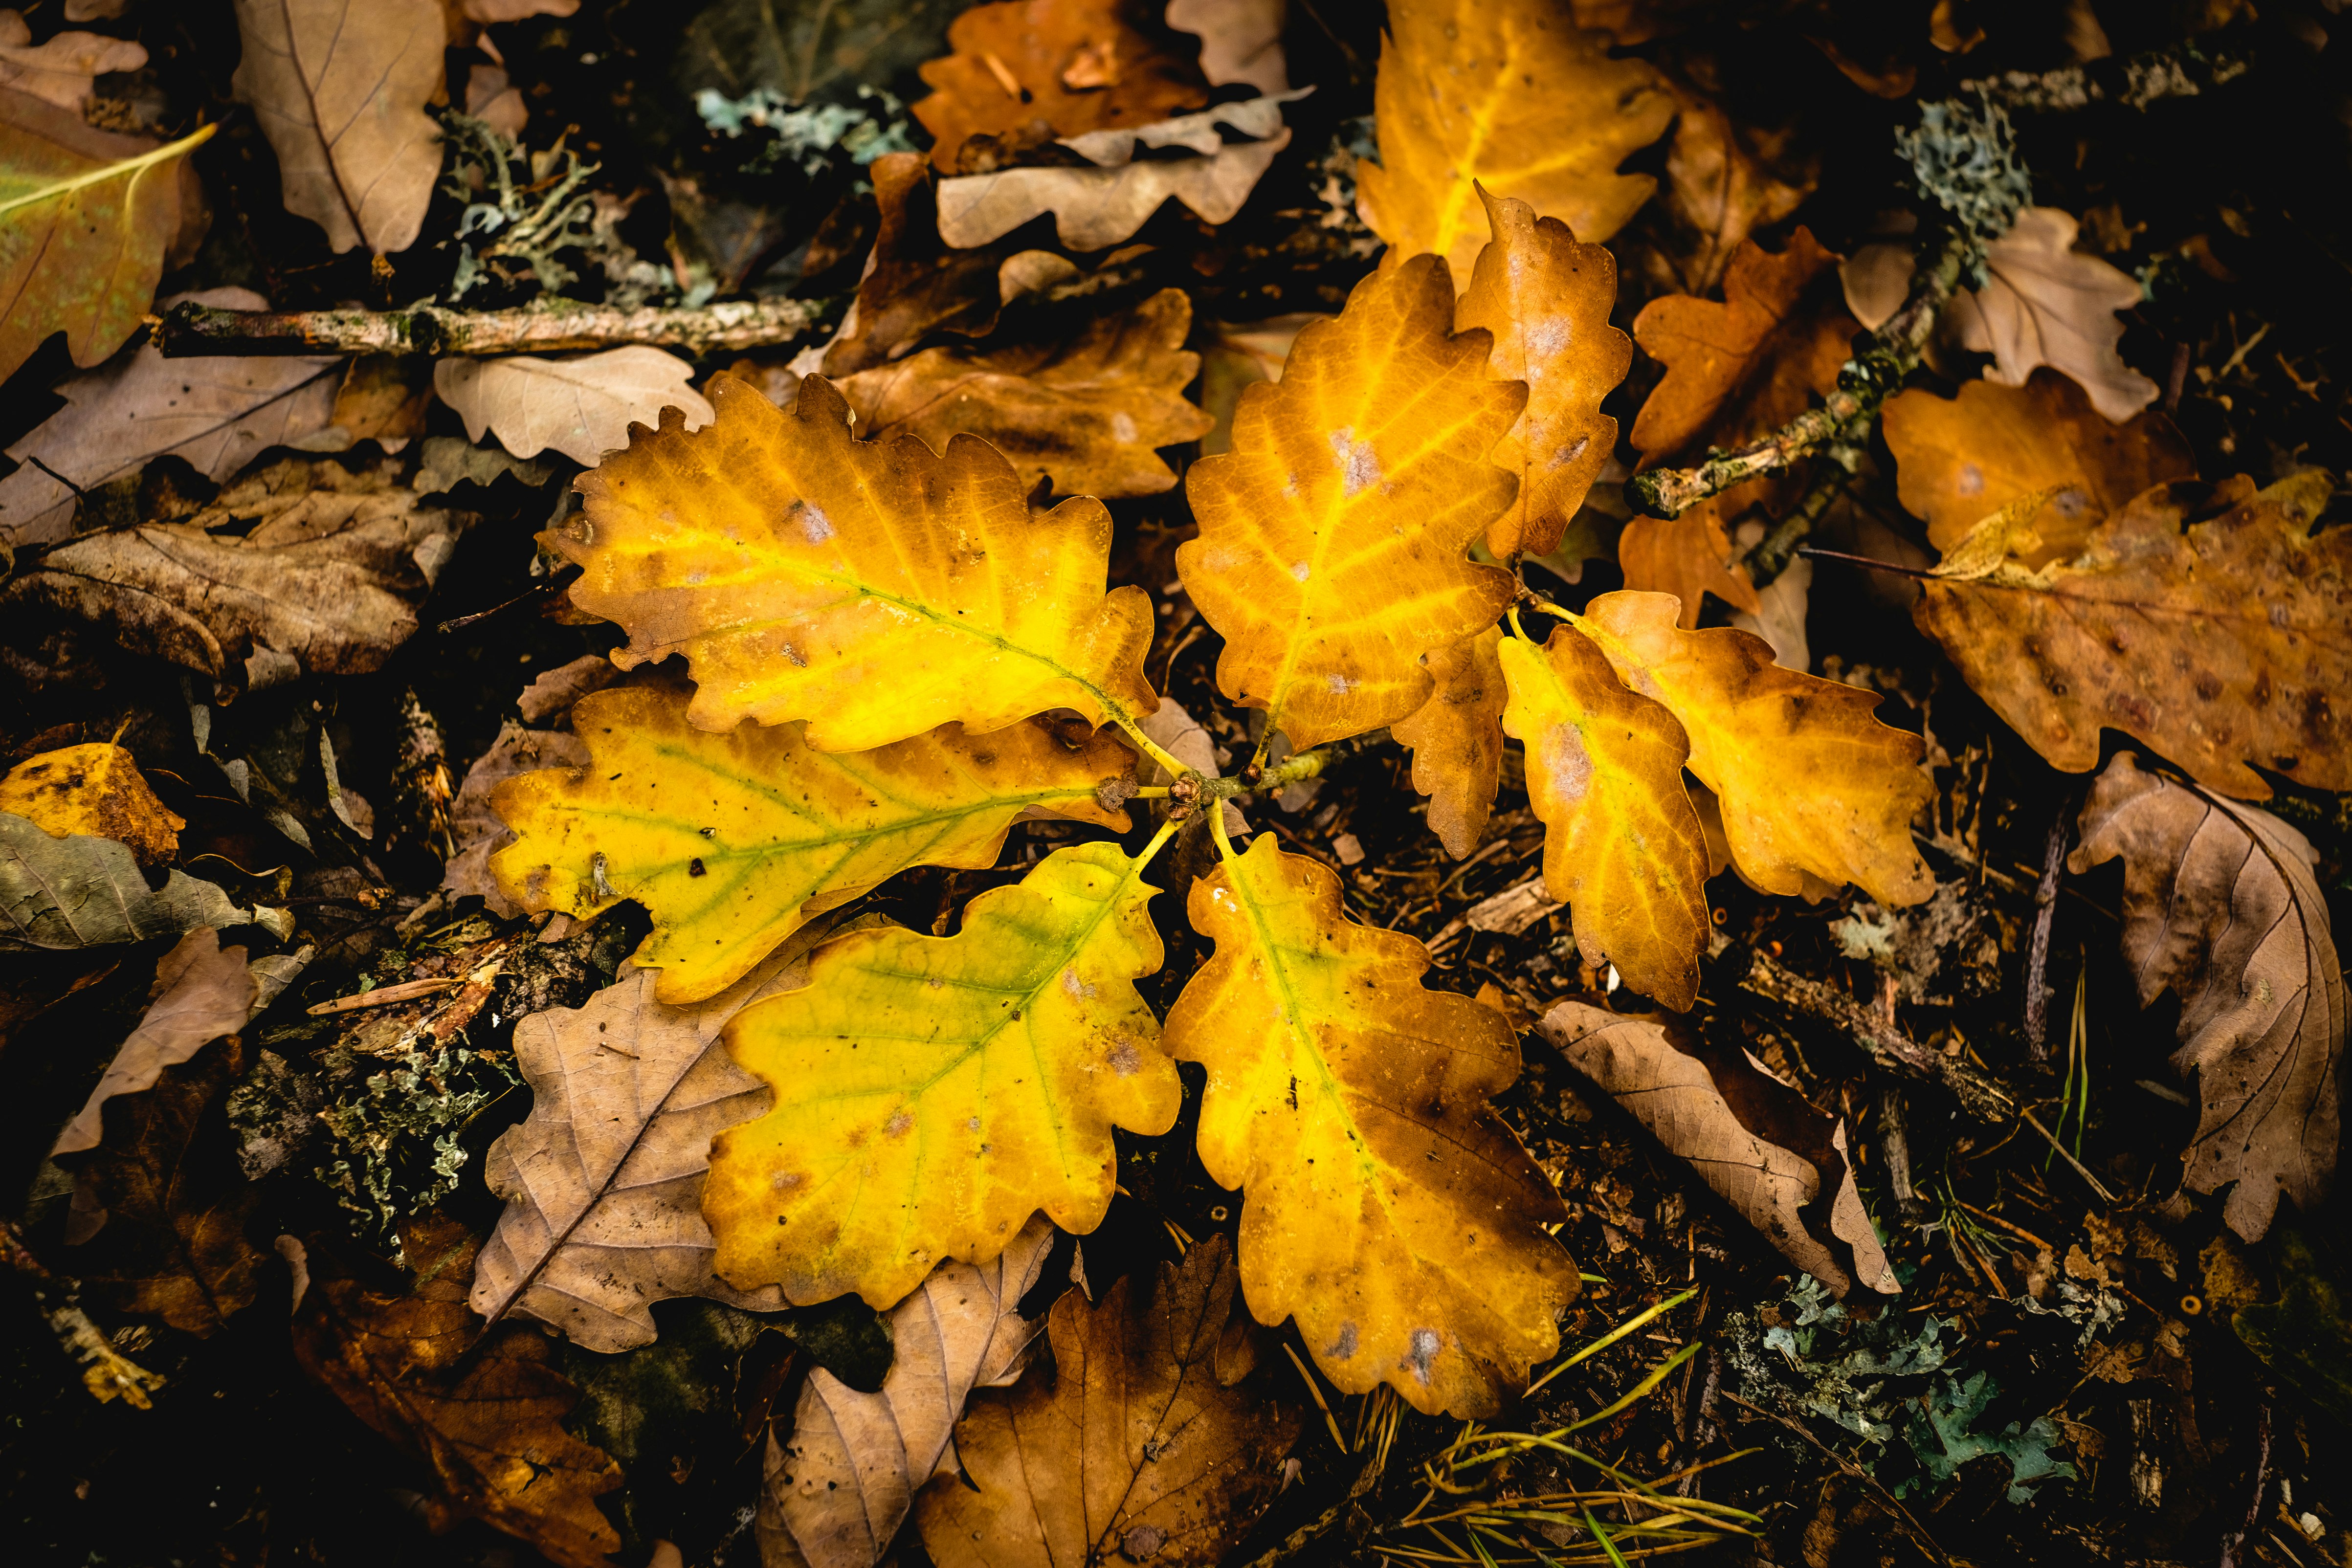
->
left=1454, top=187, right=1629, bottom=559
left=1615, top=501, right=1762, bottom=628
left=1393, top=626, right=1508, bottom=860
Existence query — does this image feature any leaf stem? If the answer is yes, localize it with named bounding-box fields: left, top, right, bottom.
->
left=1107, top=708, right=1196, bottom=784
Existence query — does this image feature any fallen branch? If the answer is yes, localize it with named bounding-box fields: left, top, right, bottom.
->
left=1627, top=227, right=1971, bottom=519
left=1964, top=42, right=2251, bottom=115
left=154, top=296, right=826, bottom=359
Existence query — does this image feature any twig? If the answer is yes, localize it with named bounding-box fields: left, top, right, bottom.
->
left=1626, top=227, right=1972, bottom=519
left=1741, top=453, right=1857, bottom=588
left=305, top=976, right=463, bottom=1016
left=2219, top=1403, right=2273, bottom=1568
left=1729, top=946, right=2014, bottom=1123
left=155, top=295, right=824, bottom=358
left=2022, top=806, right=2073, bottom=1062
left=1719, top=1392, right=1953, bottom=1568
left=2017, top=1108, right=2119, bottom=1203
left=1962, top=43, right=2251, bottom=115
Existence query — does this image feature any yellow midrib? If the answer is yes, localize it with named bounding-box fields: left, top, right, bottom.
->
left=0, top=123, right=215, bottom=223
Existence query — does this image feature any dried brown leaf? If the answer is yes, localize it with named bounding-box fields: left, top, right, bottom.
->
left=0, top=814, right=265, bottom=951
left=54, top=930, right=255, bottom=1156
left=441, top=723, right=593, bottom=918
left=0, top=13, right=146, bottom=110
left=914, top=1234, right=1302, bottom=1568
left=1646, top=69, right=1814, bottom=297
left=435, top=347, right=715, bottom=465
left=2069, top=754, right=2344, bottom=1241
left=1950, top=207, right=2159, bottom=423
left=1539, top=1002, right=1898, bottom=1296
left=1164, top=0, right=1286, bottom=92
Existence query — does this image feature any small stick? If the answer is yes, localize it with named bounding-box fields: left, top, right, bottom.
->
left=1720, top=1392, right=1953, bottom=1568
left=2018, top=1107, right=2119, bottom=1203
left=2219, top=1403, right=2273, bottom=1568
left=2023, top=808, right=2073, bottom=1061
left=156, top=296, right=823, bottom=359
left=306, top=976, right=463, bottom=1016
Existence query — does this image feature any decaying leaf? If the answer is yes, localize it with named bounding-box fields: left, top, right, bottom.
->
left=915, top=1235, right=1302, bottom=1568
left=1498, top=625, right=1710, bottom=1010
left=912, top=0, right=1207, bottom=173
left=1647, top=67, right=1815, bottom=297
left=1950, top=206, right=2159, bottom=424
left=293, top=1214, right=624, bottom=1568
left=435, top=347, right=716, bottom=464
left=0, top=743, right=184, bottom=868
left=835, top=287, right=1212, bottom=498
left=0, top=92, right=209, bottom=384
left=1176, top=256, right=1520, bottom=751
left=1393, top=626, right=1507, bottom=860
left=491, top=685, right=1134, bottom=1003
left=759, top=1210, right=1057, bottom=1568
left=1165, top=0, right=1287, bottom=92
left=1883, top=366, right=2195, bottom=562
left=1616, top=502, right=1762, bottom=627
left=0, top=287, right=341, bottom=551
left=1, top=814, right=267, bottom=951
left=933, top=93, right=1295, bottom=251
left=2069, top=754, right=2343, bottom=1241
left=0, top=14, right=146, bottom=111
left=706, top=839, right=1182, bottom=1308
left=556, top=374, right=1160, bottom=749
left=1454, top=188, right=1628, bottom=559
left=674, top=0, right=955, bottom=106
left=1164, top=835, right=1577, bottom=1415
left=1539, top=1003, right=1899, bottom=1297
left=470, top=951, right=821, bottom=1351
left=1914, top=472, right=2352, bottom=799
left=1355, top=0, right=1671, bottom=286
left=1, top=458, right=467, bottom=683
left=441, top=722, right=592, bottom=919
left=230, top=0, right=444, bottom=254
left=54, top=929, right=256, bottom=1156
left=1577, top=591, right=1933, bottom=905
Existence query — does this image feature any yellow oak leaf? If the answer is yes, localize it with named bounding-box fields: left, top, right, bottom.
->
left=490, top=685, right=1134, bottom=1005
left=0, top=742, right=184, bottom=868
left=1576, top=591, right=1933, bottom=905
left=1393, top=626, right=1507, bottom=860
left=1163, top=833, right=1578, bottom=1416
left=1454, top=187, right=1629, bottom=559
left=1175, top=256, right=1521, bottom=751
left=555, top=374, right=1160, bottom=751
left=1497, top=625, right=1709, bottom=1010
left=705, top=838, right=1183, bottom=1309
left=1354, top=0, right=1671, bottom=287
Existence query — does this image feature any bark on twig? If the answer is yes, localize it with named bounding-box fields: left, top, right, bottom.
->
left=1963, top=43, right=2251, bottom=115
left=154, top=296, right=826, bottom=358
left=2023, top=807, right=2074, bottom=1061
left=1729, top=945, right=2015, bottom=1123
left=1628, top=227, right=1972, bottom=519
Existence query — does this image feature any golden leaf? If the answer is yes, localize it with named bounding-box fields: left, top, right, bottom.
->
left=1163, top=833, right=1578, bottom=1415
left=913, top=0, right=1207, bottom=173
left=1498, top=625, right=1709, bottom=1010
left=1882, top=366, right=2195, bottom=563
left=1915, top=472, right=2352, bottom=799
left=1393, top=626, right=1508, bottom=860
left=1577, top=590, right=1933, bottom=905
left=835, top=288, right=1213, bottom=499
left=705, top=838, right=1183, bottom=1308
left=555, top=374, right=1160, bottom=750
left=0, top=742, right=184, bottom=867
left=1454, top=187, right=1629, bottom=558
left=1615, top=501, right=1762, bottom=628
left=1175, top=257, right=1521, bottom=751
left=490, top=685, right=1134, bottom=1005
left=1354, top=0, right=1671, bottom=287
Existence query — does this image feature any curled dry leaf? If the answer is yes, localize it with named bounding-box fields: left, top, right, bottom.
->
left=1579, top=591, right=1934, bottom=905
left=1454, top=188, right=1628, bottom=559
left=1176, top=256, right=1521, bottom=751
left=1355, top=0, right=1671, bottom=286
left=706, top=840, right=1182, bottom=1308
left=1498, top=626, right=1710, bottom=1010
left=1915, top=472, right=2352, bottom=799
left=1616, top=502, right=1762, bottom=627
left=1393, top=626, right=1508, bottom=860
left=441, top=722, right=592, bottom=919
left=1950, top=206, right=2159, bottom=423
left=0, top=11, right=147, bottom=110
left=1164, top=835, right=1578, bottom=1415
left=1, top=458, right=468, bottom=684
left=0, top=93, right=208, bottom=385
left=435, top=346, right=715, bottom=464
left=0, top=743, right=184, bottom=868
left=1164, top=0, right=1287, bottom=92
left=933, top=93, right=1296, bottom=251
left=230, top=0, right=444, bottom=254
left=915, top=1234, right=1303, bottom=1568
left=556, top=374, right=1160, bottom=749
left=293, top=1214, right=624, bottom=1568
left=53, top=929, right=255, bottom=1156
left=57, top=1036, right=269, bottom=1334
left=1, top=814, right=266, bottom=951
left=492, top=685, right=1132, bottom=1004
left=835, top=287, right=1212, bottom=498
left=912, top=0, right=1207, bottom=173
left=2070, top=754, right=2344, bottom=1242
left=760, top=1217, right=1058, bottom=1568
left=470, top=951, right=821, bottom=1351
left=0, top=287, right=341, bottom=550
left=1883, top=366, right=2195, bottom=562
left=1539, top=1002, right=1899, bottom=1297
